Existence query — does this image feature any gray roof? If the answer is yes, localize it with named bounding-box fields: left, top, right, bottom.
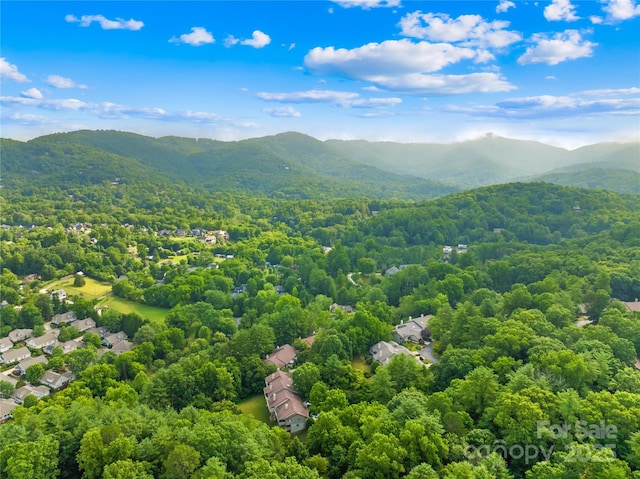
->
left=370, top=340, right=414, bottom=366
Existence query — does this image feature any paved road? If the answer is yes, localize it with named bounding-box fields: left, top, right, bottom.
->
left=347, top=273, right=358, bottom=286
left=419, top=342, right=440, bottom=364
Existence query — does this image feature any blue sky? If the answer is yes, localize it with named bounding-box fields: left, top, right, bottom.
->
left=1, top=0, right=639, bottom=148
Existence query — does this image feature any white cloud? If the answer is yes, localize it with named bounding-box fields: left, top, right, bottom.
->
left=240, top=30, right=271, bottom=48
left=518, top=30, right=596, bottom=65
left=20, top=88, right=43, bottom=99
left=257, top=90, right=359, bottom=104
left=46, top=74, right=87, bottom=89
left=263, top=106, right=302, bottom=117
left=257, top=89, right=402, bottom=108
left=582, top=87, right=640, bottom=95
left=305, top=39, right=477, bottom=78
left=169, top=27, right=214, bottom=46
left=448, top=90, right=639, bottom=120
left=546, top=75, right=557, bottom=80
left=544, top=0, right=580, bottom=21
left=398, top=12, right=521, bottom=49
left=1, top=112, right=52, bottom=126
left=332, top=0, right=401, bottom=9
left=362, top=72, right=515, bottom=94
left=598, top=0, right=640, bottom=22
left=225, top=35, right=239, bottom=47
left=496, top=0, right=515, bottom=13
left=65, top=14, right=144, bottom=31
left=0, top=58, right=29, bottom=82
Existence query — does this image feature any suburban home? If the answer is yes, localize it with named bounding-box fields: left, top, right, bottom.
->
left=111, top=340, right=134, bottom=355
left=392, top=314, right=433, bottom=344
left=50, top=289, right=68, bottom=302
left=370, top=340, right=414, bottom=366
left=102, top=331, right=128, bottom=348
left=12, top=384, right=50, bottom=404
left=622, top=301, right=640, bottom=313
left=69, top=318, right=97, bottom=332
left=26, top=331, right=59, bottom=350
left=0, top=398, right=17, bottom=423
left=51, top=311, right=77, bottom=326
left=264, top=344, right=298, bottom=369
left=8, top=329, right=32, bottom=343
left=57, top=340, right=82, bottom=354
left=20, top=273, right=39, bottom=285
left=15, top=355, right=48, bottom=376
left=0, top=337, right=13, bottom=354
left=86, top=326, right=109, bottom=338
left=329, top=303, right=355, bottom=314
left=0, top=346, right=31, bottom=365
left=263, top=370, right=309, bottom=433
left=0, top=373, right=18, bottom=388
left=39, top=370, right=73, bottom=391
left=300, top=335, right=316, bottom=348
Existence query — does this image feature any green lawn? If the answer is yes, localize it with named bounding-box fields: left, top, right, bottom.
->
left=45, top=276, right=112, bottom=300
left=98, top=296, right=169, bottom=325
left=238, top=394, right=271, bottom=425
left=351, top=356, right=371, bottom=374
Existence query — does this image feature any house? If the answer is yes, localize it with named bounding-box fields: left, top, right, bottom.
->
left=12, top=385, right=49, bottom=404
left=392, top=314, right=433, bottom=344
left=39, top=370, right=73, bottom=391
left=622, top=301, right=640, bottom=313
left=57, top=340, right=82, bottom=354
left=0, top=398, right=17, bottom=423
left=329, top=303, right=354, bottom=314
left=0, top=373, right=18, bottom=388
left=370, top=340, right=414, bottom=366
left=300, top=335, right=316, bottom=348
left=51, top=311, right=77, bottom=326
left=0, top=337, right=13, bottom=354
left=111, top=340, right=134, bottom=355
left=15, top=355, right=48, bottom=376
left=102, top=331, right=128, bottom=348
left=0, top=346, right=31, bottom=365
left=8, top=329, right=32, bottom=343
left=274, top=285, right=286, bottom=295
left=26, top=331, right=59, bottom=350
left=263, top=371, right=309, bottom=433
left=86, top=326, right=109, bottom=338
left=69, top=318, right=97, bottom=332
left=50, top=289, right=67, bottom=302
left=20, top=273, right=38, bottom=285
left=264, top=344, right=298, bottom=369
left=443, top=246, right=453, bottom=255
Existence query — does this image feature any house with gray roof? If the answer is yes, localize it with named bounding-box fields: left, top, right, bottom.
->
left=69, top=318, right=96, bottom=332
left=15, top=355, right=48, bottom=376
left=51, top=311, right=77, bottom=326
left=0, top=346, right=31, bottom=365
left=8, top=329, right=32, bottom=343
left=370, top=340, right=414, bottom=366
left=0, top=398, right=17, bottom=423
left=0, top=337, right=13, bottom=354
left=392, top=314, right=433, bottom=344
left=39, top=371, right=73, bottom=391
left=12, top=384, right=49, bottom=404
left=0, top=373, right=18, bottom=388
left=26, top=331, right=59, bottom=350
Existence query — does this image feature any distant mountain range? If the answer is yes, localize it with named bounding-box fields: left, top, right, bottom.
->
left=1, top=130, right=638, bottom=198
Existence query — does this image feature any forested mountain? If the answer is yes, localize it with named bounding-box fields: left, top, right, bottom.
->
left=0, top=131, right=457, bottom=200
left=2, top=130, right=637, bottom=198
left=327, top=135, right=640, bottom=189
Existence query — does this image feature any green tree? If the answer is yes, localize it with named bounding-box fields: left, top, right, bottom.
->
left=25, top=363, right=45, bottom=385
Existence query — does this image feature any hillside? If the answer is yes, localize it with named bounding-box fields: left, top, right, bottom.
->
left=1, top=130, right=637, bottom=196
left=0, top=131, right=457, bottom=201
left=326, top=135, right=639, bottom=188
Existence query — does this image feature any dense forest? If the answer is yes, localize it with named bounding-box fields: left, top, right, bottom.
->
left=1, top=133, right=639, bottom=479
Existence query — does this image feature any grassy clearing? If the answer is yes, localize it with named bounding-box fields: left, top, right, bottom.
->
left=351, top=356, right=371, bottom=374
left=157, top=254, right=189, bottom=266
left=238, top=394, right=271, bottom=424
left=98, top=296, right=168, bottom=325
left=45, top=276, right=112, bottom=300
